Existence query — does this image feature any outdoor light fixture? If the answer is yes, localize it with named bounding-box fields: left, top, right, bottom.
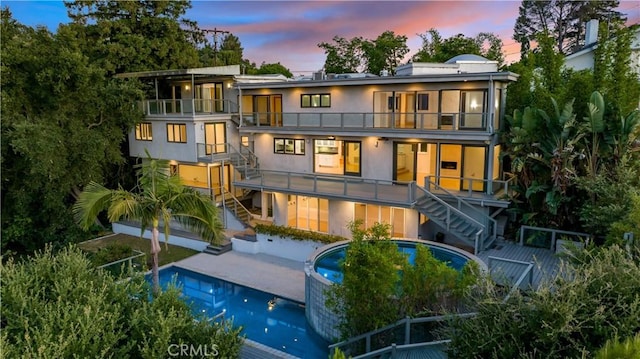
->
left=327, top=136, right=335, bottom=140
left=185, top=85, right=191, bottom=90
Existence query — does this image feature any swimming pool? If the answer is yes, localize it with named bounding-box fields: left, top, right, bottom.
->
left=305, top=238, right=486, bottom=341
left=314, top=240, right=472, bottom=284
left=157, top=266, right=329, bottom=358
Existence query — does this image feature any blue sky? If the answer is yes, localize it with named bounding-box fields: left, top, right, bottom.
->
left=4, top=1, right=639, bottom=75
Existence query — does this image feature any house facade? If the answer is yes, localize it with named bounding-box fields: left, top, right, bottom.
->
left=122, top=56, right=519, bottom=254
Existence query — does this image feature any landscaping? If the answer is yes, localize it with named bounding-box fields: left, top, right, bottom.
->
left=78, top=233, right=199, bottom=268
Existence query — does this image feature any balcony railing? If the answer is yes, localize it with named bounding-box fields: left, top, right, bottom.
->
left=241, top=112, right=490, bottom=131
left=425, top=175, right=515, bottom=198
left=140, top=99, right=238, bottom=116
left=238, top=170, right=417, bottom=205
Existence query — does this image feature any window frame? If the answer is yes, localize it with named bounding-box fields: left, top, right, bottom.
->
left=166, top=123, right=187, bottom=143
left=274, top=138, right=305, bottom=155
left=301, top=93, right=331, bottom=108
left=135, top=122, right=153, bottom=141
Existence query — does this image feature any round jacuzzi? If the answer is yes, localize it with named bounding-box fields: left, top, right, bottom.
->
left=304, top=238, right=486, bottom=341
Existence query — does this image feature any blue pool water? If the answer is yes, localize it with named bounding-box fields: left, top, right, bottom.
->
left=156, top=267, right=329, bottom=358
left=315, top=242, right=470, bottom=283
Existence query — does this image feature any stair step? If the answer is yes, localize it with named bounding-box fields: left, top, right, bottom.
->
left=203, top=241, right=232, bottom=256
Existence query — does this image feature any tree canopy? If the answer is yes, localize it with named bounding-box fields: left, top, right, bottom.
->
left=513, top=0, right=624, bottom=56
left=412, top=29, right=505, bottom=66
left=1, top=9, right=143, bottom=254
left=64, top=0, right=203, bottom=75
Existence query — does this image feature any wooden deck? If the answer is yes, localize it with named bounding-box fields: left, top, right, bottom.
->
left=477, top=240, right=561, bottom=289
left=234, top=171, right=508, bottom=208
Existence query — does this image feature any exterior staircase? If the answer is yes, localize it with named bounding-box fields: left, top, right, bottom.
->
left=221, top=189, right=255, bottom=228
left=413, top=181, right=496, bottom=254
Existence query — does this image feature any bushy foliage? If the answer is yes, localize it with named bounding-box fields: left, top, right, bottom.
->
left=1, top=246, right=244, bottom=358
left=594, top=333, right=640, bottom=359
left=254, top=223, right=346, bottom=244
left=446, top=245, right=640, bottom=358
left=326, top=222, right=480, bottom=339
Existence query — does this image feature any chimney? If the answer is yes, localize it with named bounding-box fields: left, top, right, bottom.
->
left=585, top=19, right=599, bottom=46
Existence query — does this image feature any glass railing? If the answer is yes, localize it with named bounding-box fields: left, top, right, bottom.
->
left=240, top=112, right=489, bottom=131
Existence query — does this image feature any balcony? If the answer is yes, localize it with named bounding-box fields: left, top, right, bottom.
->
left=140, top=99, right=239, bottom=117
left=240, top=112, right=491, bottom=132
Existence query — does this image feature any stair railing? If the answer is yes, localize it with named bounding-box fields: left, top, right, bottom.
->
left=414, top=186, right=484, bottom=253
left=221, top=188, right=254, bottom=226
left=423, top=178, right=497, bottom=250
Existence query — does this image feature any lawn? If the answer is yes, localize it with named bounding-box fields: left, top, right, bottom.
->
left=78, top=233, right=199, bottom=268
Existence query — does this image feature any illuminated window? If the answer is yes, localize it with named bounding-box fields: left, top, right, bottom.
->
left=301, top=94, right=331, bottom=108
left=135, top=123, right=153, bottom=141
left=167, top=123, right=187, bottom=143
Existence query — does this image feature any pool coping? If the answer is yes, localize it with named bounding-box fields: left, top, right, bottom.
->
left=305, top=237, right=488, bottom=286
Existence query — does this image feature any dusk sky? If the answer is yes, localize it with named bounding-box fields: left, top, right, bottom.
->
left=4, top=1, right=640, bottom=75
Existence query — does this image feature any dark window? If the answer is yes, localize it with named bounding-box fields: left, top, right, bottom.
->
left=417, top=94, right=429, bottom=111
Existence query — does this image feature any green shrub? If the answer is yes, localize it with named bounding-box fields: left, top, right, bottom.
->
left=446, top=245, right=640, bottom=358
left=1, top=245, right=243, bottom=358
left=254, top=223, right=346, bottom=244
left=594, top=333, right=640, bottom=359
left=90, top=243, right=134, bottom=266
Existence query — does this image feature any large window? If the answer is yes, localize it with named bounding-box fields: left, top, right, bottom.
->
left=167, top=124, right=187, bottom=143
left=274, top=138, right=305, bottom=155
left=354, top=203, right=406, bottom=237
left=135, top=123, right=152, bottom=141
left=204, top=122, right=226, bottom=154
left=287, top=195, right=328, bottom=232
left=301, top=94, right=331, bottom=108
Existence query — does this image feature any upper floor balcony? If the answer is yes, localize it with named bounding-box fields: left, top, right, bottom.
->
left=238, top=111, right=495, bottom=139
left=140, top=99, right=239, bottom=118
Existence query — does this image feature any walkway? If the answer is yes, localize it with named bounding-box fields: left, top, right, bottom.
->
left=172, top=251, right=306, bottom=303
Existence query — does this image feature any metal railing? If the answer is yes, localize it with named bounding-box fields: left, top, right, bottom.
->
left=240, top=171, right=417, bottom=205
left=221, top=189, right=254, bottom=224
left=141, top=99, right=238, bottom=116
left=240, top=111, right=490, bottom=131
left=426, top=174, right=515, bottom=198
left=329, top=255, right=537, bottom=358
left=414, top=186, right=485, bottom=253
left=422, top=178, right=497, bottom=252
left=329, top=313, right=477, bottom=357
left=97, top=250, right=146, bottom=277
left=487, top=256, right=535, bottom=299
left=519, top=225, right=592, bottom=251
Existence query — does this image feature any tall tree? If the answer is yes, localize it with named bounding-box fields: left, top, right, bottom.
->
left=256, top=62, right=293, bottom=78
left=513, top=0, right=624, bottom=56
left=361, top=30, right=409, bottom=75
left=412, top=29, right=504, bottom=66
left=64, top=0, right=203, bottom=74
left=1, top=9, right=143, bottom=254
left=199, top=33, right=245, bottom=67
left=318, top=35, right=364, bottom=74
left=73, top=155, right=224, bottom=292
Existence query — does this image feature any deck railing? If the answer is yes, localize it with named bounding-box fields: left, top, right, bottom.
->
left=97, top=250, right=146, bottom=277
left=422, top=178, right=496, bottom=252
left=329, top=313, right=477, bottom=357
left=519, top=225, right=592, bottom=251
left=243, top=171, right=417, bottom=205
left=426, top=174, right=515, bottom=198
left=240, top=111, right=490, bottom=131
left=141, top=99, right=238, bottom=116
left=487, top=256, right=535, bottom=296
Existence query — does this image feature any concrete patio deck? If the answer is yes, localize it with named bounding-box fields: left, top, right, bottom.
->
left=172, top=251, right=306, bottom=303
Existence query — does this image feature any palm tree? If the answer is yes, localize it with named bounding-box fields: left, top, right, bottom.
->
left=73, top=154, right=223, bottom=292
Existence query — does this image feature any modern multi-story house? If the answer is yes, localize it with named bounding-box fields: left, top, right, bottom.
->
left=121, top=56, right=519, bottom=254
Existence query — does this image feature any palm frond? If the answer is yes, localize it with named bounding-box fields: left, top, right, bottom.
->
left=72, top=181, right=113, bottom=230
left=106, top=190, right=145, bottom=224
